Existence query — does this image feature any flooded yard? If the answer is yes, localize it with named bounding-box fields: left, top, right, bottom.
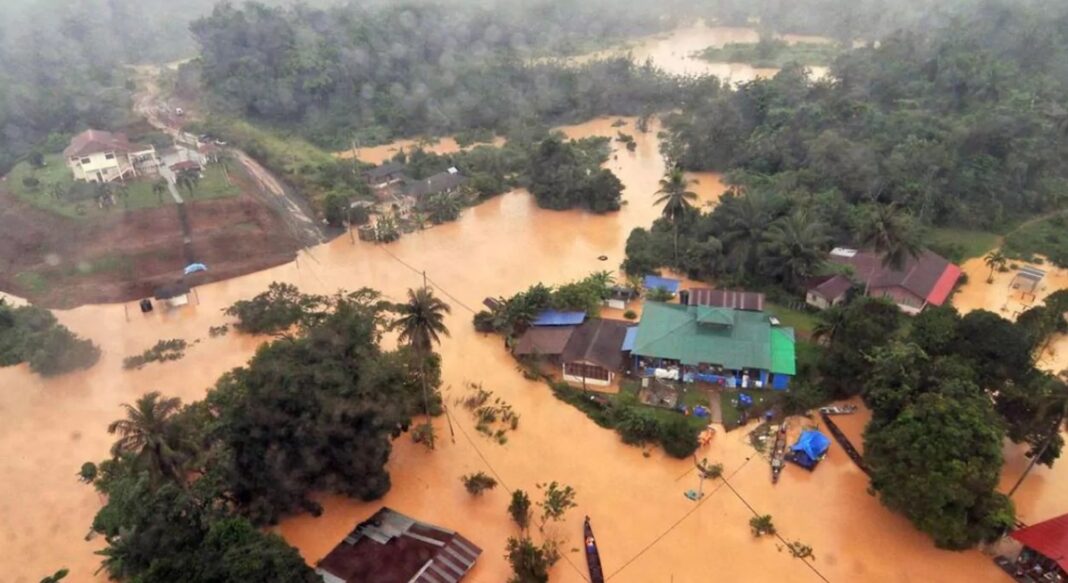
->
left=0, top=117, right=1062, bottom=583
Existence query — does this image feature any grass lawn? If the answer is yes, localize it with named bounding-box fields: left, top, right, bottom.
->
left=720, top=389, right=777, bottom=430
left=925, top=227, right=1000, bottom=263
left=1003, top=214, right=1068, bottom=268
left=766, top=302, right=819, bottom=336
left=181, top=165, right=241, bottom=201
left=5, top=154, right=80, bottom=218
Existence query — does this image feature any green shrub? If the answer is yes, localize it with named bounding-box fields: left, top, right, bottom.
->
left=623, top=309, right=637, bottom=320
left=461, top=471, right=498, bottom=495
left=0, top=301, right=100, bottom=376
left=658, top=416, right=700, bottom=458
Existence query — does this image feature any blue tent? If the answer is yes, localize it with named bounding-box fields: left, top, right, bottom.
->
left=643, top=275, right=680, bottom=294
left=791, top=430, right=830, bottom=461
left=531, top=310, right=586, bottom=326
left=184, top=263, right=208, bottom=275
left=737, top=393, right=754, bottom=407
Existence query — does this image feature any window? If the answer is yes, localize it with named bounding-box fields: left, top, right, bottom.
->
left=105, top=153, right=115, bottom=160
left=81, top=158, right=91, bottom=164
left=564, top=362, right=609, bottom=381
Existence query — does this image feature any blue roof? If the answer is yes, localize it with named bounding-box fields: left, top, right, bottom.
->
left=644, top=275, right=680, bottom=293
left=791, top=430, right=830, bottom=460
left=532, top=310, right=587, bottom=327
left=621, top=327, right=638, bottom=351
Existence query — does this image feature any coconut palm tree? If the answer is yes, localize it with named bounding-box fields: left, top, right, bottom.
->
left=151, top=178, right=169, bottom=205
left=762, top=212, right=830, bottom=291
left=811, top=305, right=848, bottom=345
left=107, top=391, right=192, bottom=485
left=390, top=286, right=452, bottom=449
left=719, top=191, right=779, bottom=277
left=984, top=249, right=1008, bottom=283
left=855, top=203, right=922, bottom=295
left=654, top=167, right=698, bottom=264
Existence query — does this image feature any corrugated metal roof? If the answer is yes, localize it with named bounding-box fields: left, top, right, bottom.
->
left=687, top=288, right=765, bottom=311
left=632, top=302, right=794, bottom=374
left=621, top=327, right=638, bottom=351
left=770, top=327, right=796, bottom=375
left=532, top=310, right=586, bottom=326
left=1011, top=513, right=1068, bottom=574
left=643, top=275, right=680, bottom=293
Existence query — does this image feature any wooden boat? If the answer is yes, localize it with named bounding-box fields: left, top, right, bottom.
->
left=770, top=422, right=788, bottom=484
left=583, top=516, right=606, bottom=583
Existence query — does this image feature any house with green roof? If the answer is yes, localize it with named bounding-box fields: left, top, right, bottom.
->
left=631, top=302, right=796, bottom=390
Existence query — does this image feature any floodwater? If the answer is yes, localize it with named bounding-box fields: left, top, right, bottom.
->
left=337, top=136, right=508, bottom=165
left=954, top=255, right=1068, bottom=375
left=0, top=117, right=1056, bottom=583
left=557, top=22, right=830, bottom=83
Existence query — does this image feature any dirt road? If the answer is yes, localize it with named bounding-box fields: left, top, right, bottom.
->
left=130, top=64, right=324, bottom=247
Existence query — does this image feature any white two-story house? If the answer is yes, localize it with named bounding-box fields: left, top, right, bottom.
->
left=64, top=130, right=160, bottom=183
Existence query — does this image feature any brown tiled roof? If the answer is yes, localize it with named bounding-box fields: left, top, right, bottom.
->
left=687, top=288, right=765, bottom=311
left=829, top=248, right=960, bottom=304
left=804, top=274, right=852, bottom=300
left=64, top=129, right=133, bottom=158
left=513, top=326, right=576, bottom=357
left=561, top=318, right=631, bottom=370
left=316, top=508, right=482, bottom=583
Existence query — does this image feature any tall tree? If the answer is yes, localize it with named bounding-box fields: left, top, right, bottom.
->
left=983, top=249, right=1007, bottom=283
left=855, top=204, right=922, bottom=295
left=762, top=212, right=830, bottom=290
left=390, top=286, right=451, bottom=449
left=718, top=191, right=780, bottom=277
left=107, top=392, right=193, bottom=485
left=653, top=167, right=698, bottom=263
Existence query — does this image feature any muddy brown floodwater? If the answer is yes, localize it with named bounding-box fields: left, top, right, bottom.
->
left=0, top=117, right=1061, bottom=583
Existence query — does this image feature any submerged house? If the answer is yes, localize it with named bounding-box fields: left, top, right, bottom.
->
left=631, top=302, right=796, bottom=390
left=405, top=168, right=467, bottom=199
left=316, top=507, right=482, bottom=583
left=512, top=314, right=633, bottom=387
left=824, top=247, right=961, bottom=314
left=363, top=161, right=408, bottom=189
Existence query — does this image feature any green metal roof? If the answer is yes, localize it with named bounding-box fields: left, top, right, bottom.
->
left=770, top=327, right=797, bottom=375
left=633, top=302, right=795, bottom=375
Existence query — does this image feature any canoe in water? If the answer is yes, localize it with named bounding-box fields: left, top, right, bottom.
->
left=584, top=516, right=606, bottom=583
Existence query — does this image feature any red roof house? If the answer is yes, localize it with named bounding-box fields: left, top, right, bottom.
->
left=1011, top=513, right=1068, bottom=575
left=316, top=507, right=482, bottom=583
left=827, top=248, right=962, bottom=314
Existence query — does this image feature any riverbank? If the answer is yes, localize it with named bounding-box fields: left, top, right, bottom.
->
left=0, top=115, right=1057, bottom=583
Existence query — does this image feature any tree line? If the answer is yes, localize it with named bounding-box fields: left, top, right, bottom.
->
left=0, top=300, right=99, bottom=376
left=84, top=282, right=453, bottom=580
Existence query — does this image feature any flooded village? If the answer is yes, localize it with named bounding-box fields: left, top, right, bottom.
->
left=2, top=5, right=1068, bottom=583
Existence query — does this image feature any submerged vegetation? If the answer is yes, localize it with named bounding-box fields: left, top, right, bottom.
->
left=122, top=339, right=189, bottom=370
left=693, top=37, right=840, bottom=68
left=0, top=300, right=100, bottom=376
left=85, top=284, right=448, bottom=579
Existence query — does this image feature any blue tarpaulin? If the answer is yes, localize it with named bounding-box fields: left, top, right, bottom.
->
left=532, top=310, right=586, bottom=327
left=184, top=263, right=208, bottom=275
left=643, top=275, right=680, bottom=294
left=621, top=327, right=638, bottom=351
left=738, top=393, right=754, bottom=407
left=792, top=430, right=830, bottom=461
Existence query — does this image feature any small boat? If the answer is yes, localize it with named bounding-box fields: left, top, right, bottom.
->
left=770, top=422, right=788, bottom=484
left=583, top=516, right=606, bottom=583
left=818, top=405, right=858, bottom=416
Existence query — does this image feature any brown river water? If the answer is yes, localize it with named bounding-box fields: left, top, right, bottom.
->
left=2, top=117, right=1065, bottom=583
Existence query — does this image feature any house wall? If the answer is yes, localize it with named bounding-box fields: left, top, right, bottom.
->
left=872, top=286, right=924, bottom=315
left=563, top=361, right=613, bottom=386
left=805, top=291, right=831, bottom=310
left=67, top=151, right=132, bottom=183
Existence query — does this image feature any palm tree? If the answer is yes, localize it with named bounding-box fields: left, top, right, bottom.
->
left=1007, top=382, right=1068, bottom=497
left=811, top=305, right=848, bottom=345
left=855, top=204, right=922, bottom=295
left=984, top=249, right=1008, bottom=283
left=151, top=178, right=169, bottom=205
left=390, top=286, right=452, bottom=449
left=107, top=391, right=192, bottom=485
left=720, top=191, right=778, bottom=277
left=654, top=167, right=698, bottom=264
left=174, top=169, right=200, bottom=198
left=762, top=212, right=830, bottom=291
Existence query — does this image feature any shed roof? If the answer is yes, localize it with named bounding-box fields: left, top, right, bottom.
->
left=805, top=275, right=853, bottom=301
left=1011, top=513, right=1068, bottom=573
left=405, top=171, right=467, bottom=198
left=64, top=129, right=135, bottom=158
left=364, top=161, right=406, bottom=180
left=316, top=507, right=482, bottom=583
left=513, top=326, right=576, bottom=357
left=643, top=275, right=680, bottom=294
left=154, top=282, right=191, bottom=300
left=621, top=327, right=639, bottom=351
left=560, top=318, right=631, bottom=370
left=632, top=302, right=795, bottom=374
left=687, top=288, right=765, bottom=311
left=532, top=310, right=586, bottom=327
